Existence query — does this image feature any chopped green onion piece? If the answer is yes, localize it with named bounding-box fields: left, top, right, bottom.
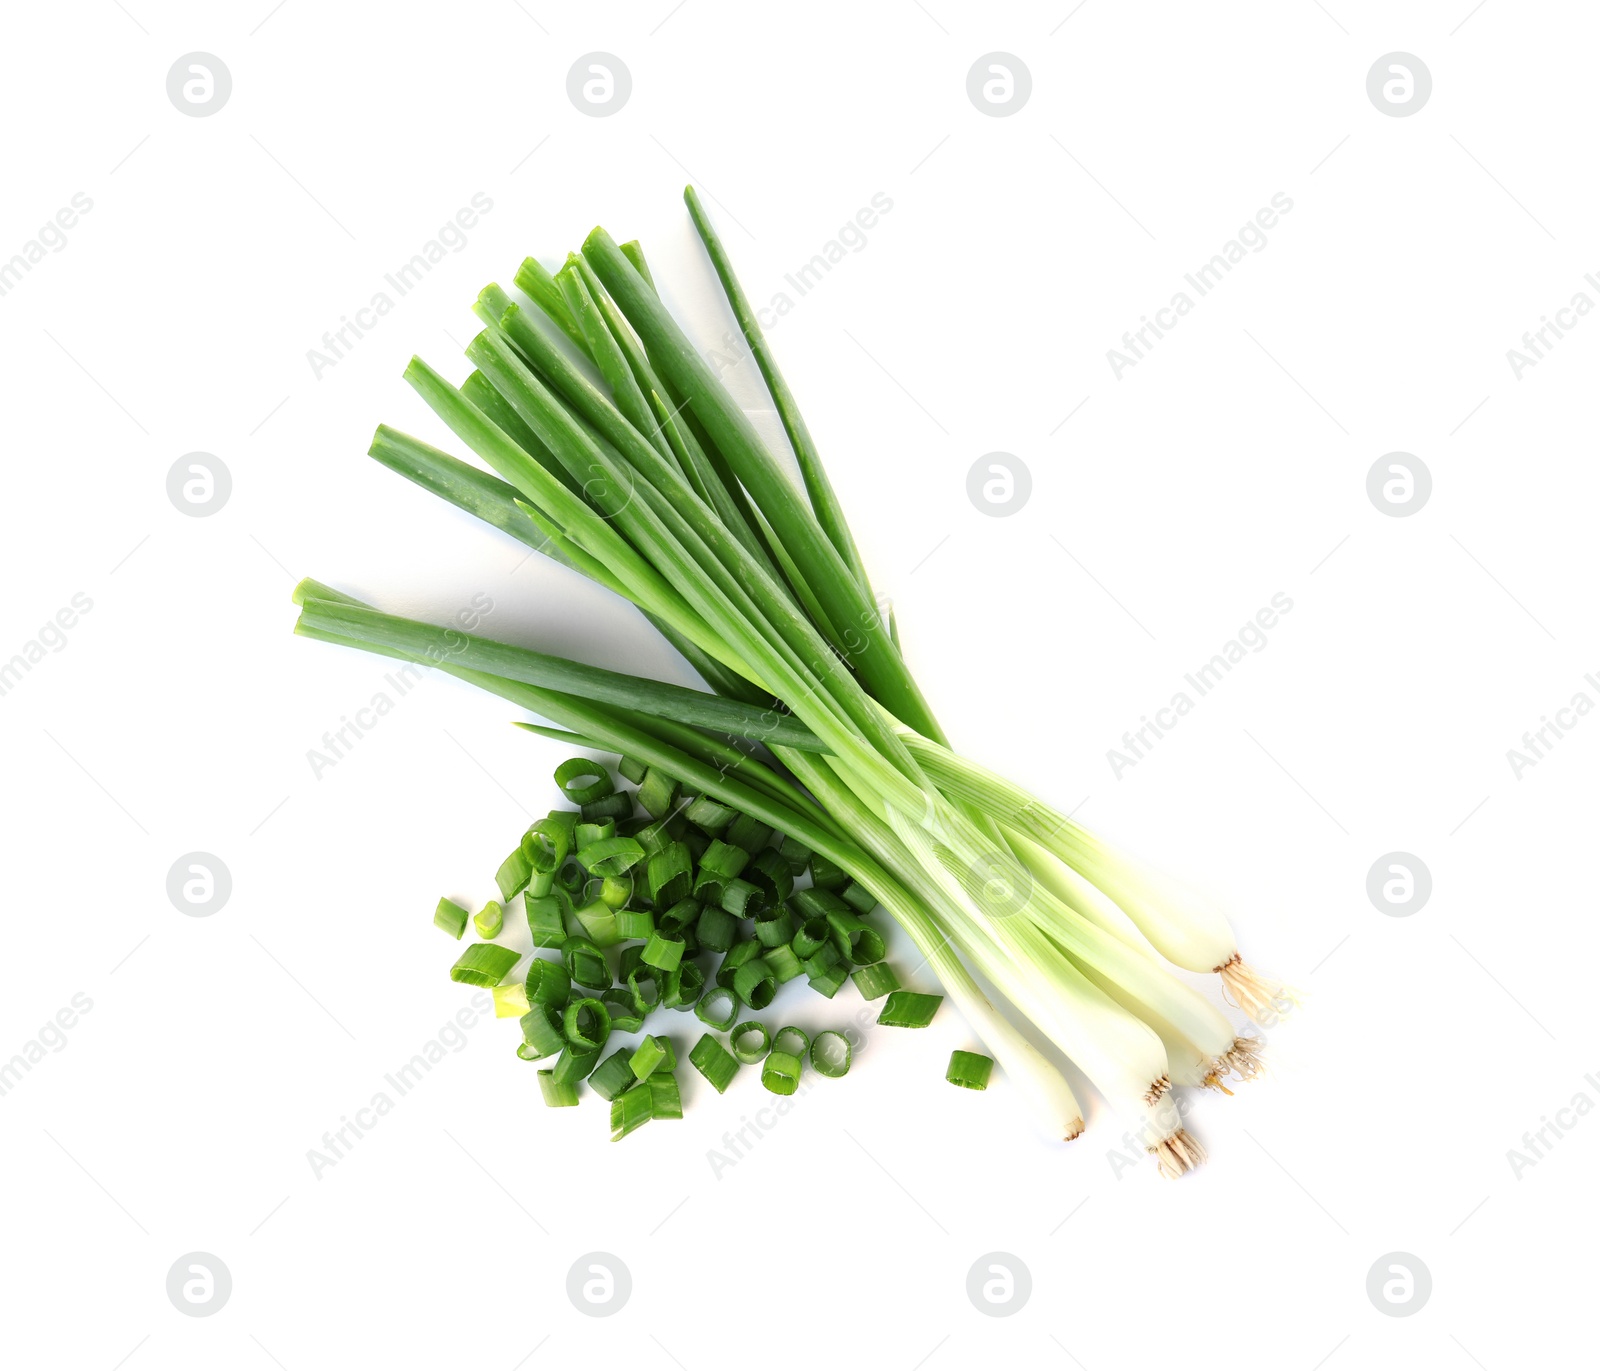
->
left=762, top=943, right=803, bottom=983
left=839, top=881, right=877, bottom=915
left=610, top=1080, right=655, bottom=1140
left=725, top=813, right=772, bottom=852
left=626, top=963, right=661, bottom=1015
left=523, top=816, right=572, bottom=888
left=760, top=1049, right=803, bottom=1095
left=630, top=1034, right=675, bottom=1079
left=618, top=755, right=648, bottom=784
left=563, top=996, right=612, bottom=1051
left=576, top=835, right=646, bottom=877
left=618, top=943, right=645, bottom=982
left=662, top=959, right=705, bottom=1009
left=574, top=820, right=616, bottom=848
left=809, top=853, right=848, bottom=891
left=699, top=838, right=751, bottom=882
left=753, top=904, right=797, bottom=948
left=434, top=897, right=469, bottom=940
left=730, top=1021, right=771, bottom=1064
left=683, top=828, right=710, bottom=864
left=561, top=935, right=610, bottom=989
left=581, top=791, right=632, bottom=824
left=601, top=987, right=645, bottom=1033
left=616, top=908, right=656, bottom=940
left=572, top=898, right=622, bottom=948
left=587, top=1048, right=638, bottom=1101
left=810, top=1031, right=853, bottom=1078
left=642, top=930, right=687, bottom=971
left=493, top=982, right=531, bottom=1017
left=696, top=904, right=738, bottom=953
left=772, top=1026, right=809, bottom=1058
left=745, top=849, right=794, bottom=909
left=495, top=843, right=534, bottom=901
left=542, top=809, right=578, bottom=847
left=526, top=893, right=567, bottom=947
left=791, top=915, right=832, bottom=959
left=473, top=900, right=505, bottom=939
left=636, top=766, right=680, bottom=819
left=688, top=1033, right=740, bottom=1093
left=878, top=991, right=944, bottom=1028
left=801, top=942, right=842, bottom=979
left=554, top=756, right=614, bottom=805
left=537, top=1068, right=580, bottom=1107
left=850, top=961, right=900, bottom=1000
left=648, top=1071, right=683, bottom=1119
left=519, top=1004, right=565, bottom=1058
left=720, top=877, right=762, bottom=918
left=659, top=897, right=701, bottom=935
left=556, top=859, right=586, bottom=893
left=599, top=874, right=634, bottom=909
left=717, top=939, right=761, bottom=989
left=777, top=834, right=812, bottom=875
left=807, top=964, right=849, bottom=999
left=733, top=956, right=777, bottom=1010
left=792, top=887, right=850, bottom=920
left=449, top=943, right=520, bottom=987
left=694, top=985, right=740, bottom=1031
left=946, top=1050, right=994, bottom=1090
left=552, top=1041, right=601, bottom=1085
left=647, top=841, right=693, bottom=906
left=684, top=794, right=737, bottom=834
left=826, top=912, right=886, bottom=965
left=636, top=816, right=685, bottom=856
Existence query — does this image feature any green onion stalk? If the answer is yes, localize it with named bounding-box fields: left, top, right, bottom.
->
left=292, top=188, right=1285, bottom=1173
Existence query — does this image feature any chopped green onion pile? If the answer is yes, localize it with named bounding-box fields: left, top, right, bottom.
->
left=297, top=188, right=1286, bottom=1175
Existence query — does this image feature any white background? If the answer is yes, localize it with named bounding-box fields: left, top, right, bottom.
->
left=1, top=1, right=1594, bottom=1366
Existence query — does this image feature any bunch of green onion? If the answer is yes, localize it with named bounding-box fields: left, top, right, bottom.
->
left=295, top=187, right=1287, bottom=1176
